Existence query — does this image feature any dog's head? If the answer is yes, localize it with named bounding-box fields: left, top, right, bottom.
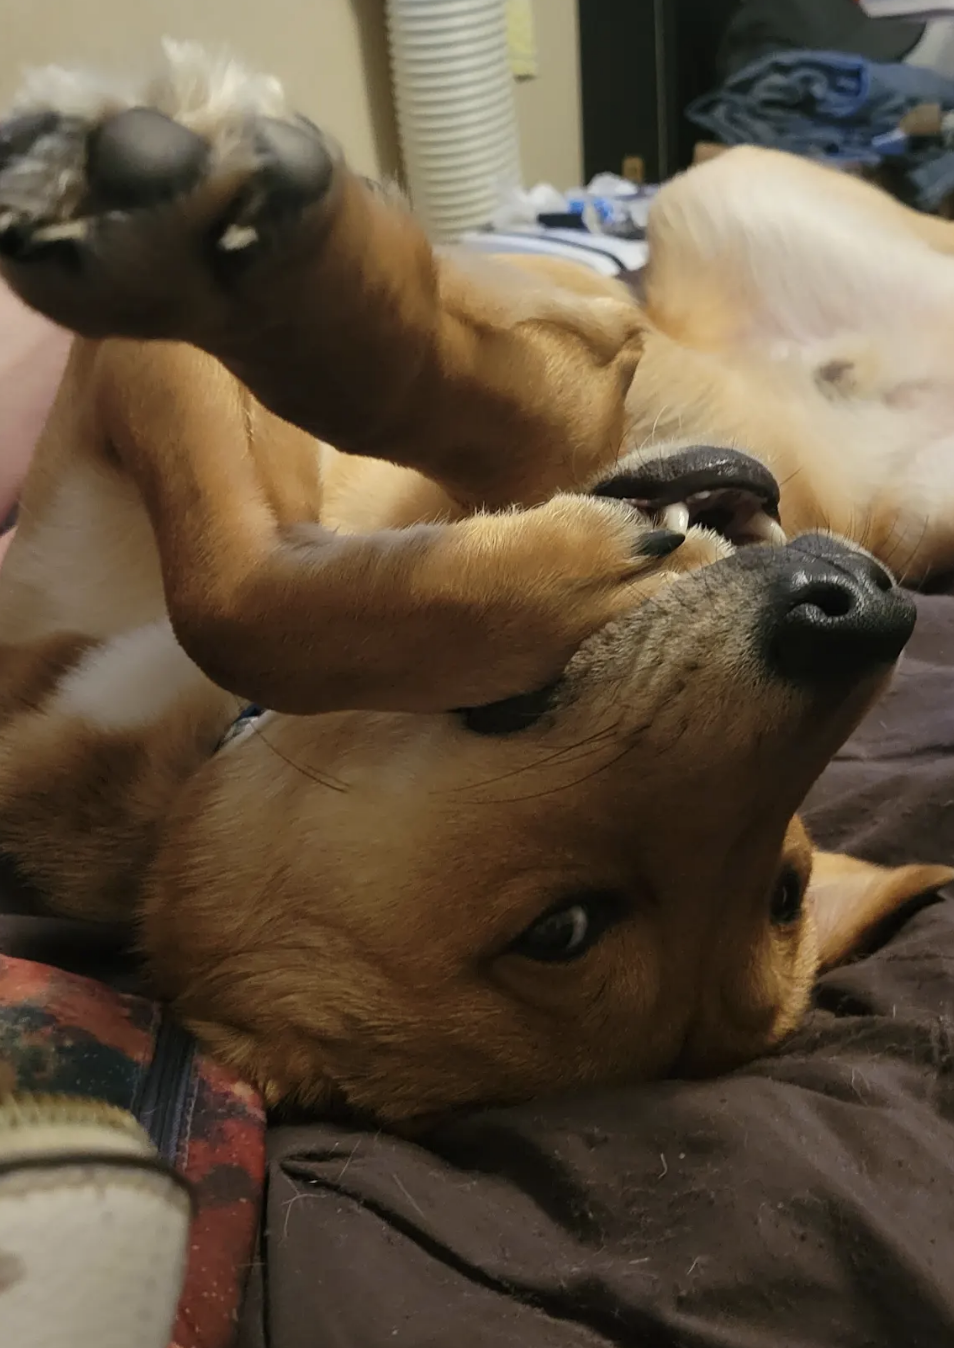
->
left=144, top=447, right=952, bottom=1122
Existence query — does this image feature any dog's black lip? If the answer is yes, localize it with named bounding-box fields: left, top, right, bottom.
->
left=592, top=447, right=781, bottom=519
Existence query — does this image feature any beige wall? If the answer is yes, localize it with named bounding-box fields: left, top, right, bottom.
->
left=2, top=0, right=402, bottom=180
left=514, top=0, right=583, bottom=190
left=1, top=0, right=581, bottom=190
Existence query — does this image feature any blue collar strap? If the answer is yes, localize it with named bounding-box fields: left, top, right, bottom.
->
left=217, top=704, right=264, bottom=751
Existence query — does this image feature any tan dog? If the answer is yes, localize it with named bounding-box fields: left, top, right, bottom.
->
left=0, top=43, right=951, bottom=1123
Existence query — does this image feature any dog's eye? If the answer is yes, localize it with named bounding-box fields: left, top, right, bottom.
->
left=770, top=867, right=804, bottom=926
left=510, top=892, right=625, bottom=963
left=456, top=682, right=558, bottom=736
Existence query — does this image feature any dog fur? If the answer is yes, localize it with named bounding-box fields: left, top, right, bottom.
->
left=0, top=43, right=951, bottom=1122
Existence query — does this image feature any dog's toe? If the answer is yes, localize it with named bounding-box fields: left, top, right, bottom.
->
left=0, top=111, right=62, bottom=171
left=86, top=108, right=209, bottom=211
left=257, top=118, right=334, bottom=202
left=0, top=52, right=341, bottom=333
left=217, top=116, right=335, bottom=257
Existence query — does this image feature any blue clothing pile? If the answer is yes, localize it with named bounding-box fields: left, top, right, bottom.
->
left=688, top=49, right=954, bottom=209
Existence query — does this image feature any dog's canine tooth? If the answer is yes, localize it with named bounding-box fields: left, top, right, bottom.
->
left=749, top=512, right=787, bottom=545
left=661, top=502, right=690, bottom=533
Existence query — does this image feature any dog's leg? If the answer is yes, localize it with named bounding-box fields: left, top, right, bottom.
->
left=0, top=44, right=657, bottom=714
left=0, top=43, right=640, bottom=507
left=82, top=335, right=670, bottom=715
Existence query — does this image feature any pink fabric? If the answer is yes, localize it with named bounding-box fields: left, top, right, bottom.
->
left=0, top=280, right=71, bottom=567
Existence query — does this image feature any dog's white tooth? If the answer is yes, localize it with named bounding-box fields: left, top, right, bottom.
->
left=661, top=502, right=690, bottom=533
left=748, top=512, right=787, bottom=545
left=0, top=211, right=15, bottom=233
left=687, top=490, right=712, bottom=502
left=218, top=223, right=259, bottom=251
left=769, top=519, right=787, bottom=545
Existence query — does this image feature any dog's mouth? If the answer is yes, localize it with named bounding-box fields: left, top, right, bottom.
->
left=592, top=446, right=787, bottom=548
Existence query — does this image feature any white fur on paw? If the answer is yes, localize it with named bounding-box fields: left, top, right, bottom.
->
left=0, top=39, right=296, bottom=231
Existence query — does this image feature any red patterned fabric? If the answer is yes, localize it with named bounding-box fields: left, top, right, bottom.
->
left=0, top=952, right=266, bottom=1348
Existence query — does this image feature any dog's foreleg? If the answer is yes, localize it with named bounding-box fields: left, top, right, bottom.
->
left=92, top=339, right=667, bottom=715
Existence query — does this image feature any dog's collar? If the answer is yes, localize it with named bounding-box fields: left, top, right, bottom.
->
left=217, top=704, right=264, bottom=751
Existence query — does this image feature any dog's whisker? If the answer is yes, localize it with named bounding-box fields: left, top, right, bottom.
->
left=776, top=466, right=804, bottom=490
left=247, top=723, right=350, bottom=794
left=446, top=718, right=625, bottom=795
left=879, top=518, right=904, bottom=572
left=468, top=730, right=653, bottom=806
left=895, top=514, right=930, bottom=586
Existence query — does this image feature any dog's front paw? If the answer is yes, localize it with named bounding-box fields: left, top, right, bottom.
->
left=0, top=41, right=337, bottom=338
left=444, top=494, right=704, bottom=708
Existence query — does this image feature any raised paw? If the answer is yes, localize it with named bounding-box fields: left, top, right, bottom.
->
left=438, top=494, right=730, bottom=710
left=0, top=40, right=339, bottom=339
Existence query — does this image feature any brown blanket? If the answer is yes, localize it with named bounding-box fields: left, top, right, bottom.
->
left=3, top=592, right=954, bottom=1348
left=239, top=590, right=954, bottom=1348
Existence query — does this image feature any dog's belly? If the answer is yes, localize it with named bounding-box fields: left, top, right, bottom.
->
left=796, top=326, right=954, bottom=575
left=627, top=316, right=954, bottom=582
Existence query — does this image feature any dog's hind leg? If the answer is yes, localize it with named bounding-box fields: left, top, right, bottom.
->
left=0, top=42, right=640, bottom=508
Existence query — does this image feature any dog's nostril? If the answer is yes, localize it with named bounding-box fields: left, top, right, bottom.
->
left=794, top=578, right=854, bottom=620
left=868, top=559, right=893, bottom=593
left=85, top=107, right=209, bottom=211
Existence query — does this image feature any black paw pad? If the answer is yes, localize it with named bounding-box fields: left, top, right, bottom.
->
left=85, top=107, right=209, bottom=211
left=253, top=117, right=335, bottom=216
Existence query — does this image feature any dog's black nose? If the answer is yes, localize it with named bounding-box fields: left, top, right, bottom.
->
left=767, top=534, right=915, bottom=681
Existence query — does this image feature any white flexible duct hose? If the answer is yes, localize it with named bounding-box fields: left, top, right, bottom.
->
left=386, top=0, right=522, bottom=242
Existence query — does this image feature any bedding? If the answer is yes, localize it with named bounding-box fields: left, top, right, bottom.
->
left=688, top=49, right=954, bottom=210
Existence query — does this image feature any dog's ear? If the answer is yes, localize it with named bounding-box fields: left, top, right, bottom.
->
left=809, top=851, right=954, bottom=971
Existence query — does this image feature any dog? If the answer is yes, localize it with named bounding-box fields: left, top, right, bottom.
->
left=0, top=42, right=950, bottom=1124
